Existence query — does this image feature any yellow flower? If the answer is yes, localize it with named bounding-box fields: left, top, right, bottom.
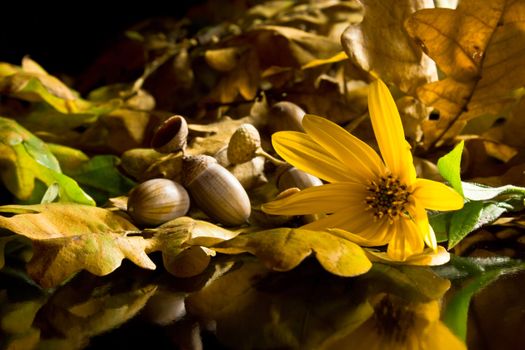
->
left=324, top=294, right=466, bottom=350
left=262, top=79, right=464, bottom=261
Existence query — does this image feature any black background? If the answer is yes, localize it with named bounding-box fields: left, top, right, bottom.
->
left=0, top=2, right=202, bottom=76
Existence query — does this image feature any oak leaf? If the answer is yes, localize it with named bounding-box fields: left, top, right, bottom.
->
left=405, top=0, right=525, bottom=148
left=208, top=228, right=372, bottom=277
left=0, top=203, right=155, bottom=287
left=0, top=117, right=95, bottom=205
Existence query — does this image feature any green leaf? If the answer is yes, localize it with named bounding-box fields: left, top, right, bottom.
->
left=437, top=140, right=464, bottom=196
left=438, top=256, right=525, bottom=342
left=461, top=182, right=525, bottom=201
left=49, top=144, right=136, bottom=204
left=448, top=201, right=513, bottom=249
left=0, top=117, right=95, bottom=205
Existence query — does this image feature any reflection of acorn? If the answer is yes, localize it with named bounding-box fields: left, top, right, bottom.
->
left=151, top=115, right=188, bottom=153
left=127, top=178, right=190, bottom=226
left=268, top=101, right=305, bottom=134
left=182, top=155, right=251, bottom=226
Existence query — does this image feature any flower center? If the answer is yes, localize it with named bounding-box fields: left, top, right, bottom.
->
left=374, top=296, right=415, bottom=343
left=365, top=174, right=410, bottom=221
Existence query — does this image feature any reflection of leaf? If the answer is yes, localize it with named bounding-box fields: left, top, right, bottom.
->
left=436, top=256, right=525, bottom=342
left=0, top=117, right=95, bottom=205
left=186, top=259, right=374, bottom=350
left=342, top=0, right=437, bottom=95
left=209, top=228, right=372, bottom=277
left=0, top=204, right=155, bottom=287
left=405, top=0, right=525, bottom=148
left=37, top=269, right=157, bottom=349
left=360, top=263, right=451, bottom=302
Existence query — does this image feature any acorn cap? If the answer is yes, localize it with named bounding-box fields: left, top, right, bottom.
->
left=227, top=123, right=261, bottom=164
left=151, top=115, right=189, bottom=153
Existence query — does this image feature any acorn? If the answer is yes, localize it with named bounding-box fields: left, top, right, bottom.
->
left=151, top=115, right=189, bottom=154
left=182, top=155, right=251, bottom=226
left=127, top=178, right=190, bottom=226
left=277, top=166, right=323, bottom=191
left=267, top=101, right=305, bottom=134
left=227, top=123, right=286, bottom=166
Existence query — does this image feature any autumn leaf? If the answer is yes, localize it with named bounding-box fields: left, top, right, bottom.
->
left=0, top=117, right=95, bottom=205
left=342, top=0, right=437, bottom=96
left=147, top=216, right=239, bottom=277
left=405, top=0, right=525, bottom=148
left=0, top=203, right=155, bottom=287
left=208, top=228, right=372, bottom=277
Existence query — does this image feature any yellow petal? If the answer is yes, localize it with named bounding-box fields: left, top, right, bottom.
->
left=366, top=246, right=450, bottom=266
left=272, top=131, right=351, bottom=182
left=412, top=178, right=464, bottom=211
left=262, top=183, right=367, bottom=215
left=368, top=79, right=416, bottom=184
left=411, top=204, right=436, bottom=251
left=301, top=206, right=369, bottom=231
left=387, top=219, right=425, bottom=261
left=423, top=321, right=467, bottom=350
left=329, top=226, right=390, bottom=247
left=302, top=114, right=385, bottom=183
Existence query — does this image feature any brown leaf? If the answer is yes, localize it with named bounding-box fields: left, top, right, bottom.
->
left=405, top=0, right=525, bottom=148
left=342, top=0, right=437, bottom=96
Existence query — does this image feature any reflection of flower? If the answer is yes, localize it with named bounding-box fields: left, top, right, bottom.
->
left=326, top=294, right=466, bottom=350
left=262, top=79, right=463, bottom=261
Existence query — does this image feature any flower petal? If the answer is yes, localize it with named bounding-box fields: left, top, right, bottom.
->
left=262, top=182, right=367, bottom=216
left=272, top=131, right=351, bottom=182
left=387, top=218, right=425, bottom=261
left=301, top=206, right=369, bottom=231
left=368, top=79, right=416, bottom=184
left=329, top=225, right=391, bottom=247
left=302, top=114, right=384, bottom=183
left=412, top=179, right=464, bottom=211
left=366, top=246, right=450, bottom=266
left=411, top=203, right=436, bottom=251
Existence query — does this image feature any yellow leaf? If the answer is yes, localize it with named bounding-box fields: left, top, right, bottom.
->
left=209, top=228, right=372, bottom=277
left=301, top=51, right=349, bottom=69
left=342, top=0, right=437, bottom=95
left=405, top=0, right=525, bottom=148
left=0, top=203, right=155, bottom=287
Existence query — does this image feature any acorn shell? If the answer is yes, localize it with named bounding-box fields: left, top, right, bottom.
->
left=127, top=178, right=190, bottom=226
left=182, top=155, right=251, bottom=226
left=151, top=115, right=189, bottom=153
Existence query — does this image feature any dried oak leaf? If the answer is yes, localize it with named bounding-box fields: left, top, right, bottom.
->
left=405, top=0, right=525, bottom=148
left=0, top=203, right=155, bottom=288
left=207, top=228, right=371, bottom=277
left=342, top=0, right=437, bottom=96
left=205, top=25, right=341, bottom=103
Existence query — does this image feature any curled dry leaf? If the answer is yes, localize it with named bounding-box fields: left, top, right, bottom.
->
left=342, top=0, right=437, bottom=96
